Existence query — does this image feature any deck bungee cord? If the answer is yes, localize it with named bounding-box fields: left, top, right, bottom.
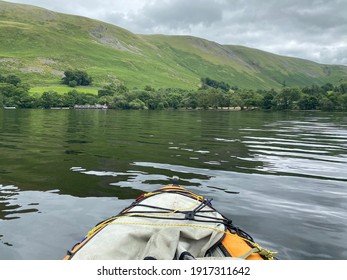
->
left=65, top=182, right=277, bottom=260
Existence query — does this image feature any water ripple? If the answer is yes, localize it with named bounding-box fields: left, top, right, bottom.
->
left=241, top=117, right=347, bottom=181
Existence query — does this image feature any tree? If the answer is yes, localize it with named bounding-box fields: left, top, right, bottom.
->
left=80, top=93, right=98, bottom=105
left=97, top=95, right=113, bottom=107
left=144, top=85, right=155, bottom=92
left=206, top=88, right=223, bottom=109
left=112, top=94, right=129, bottom=109
left=338, top=83, right=347, bottom=94
left=273, top=88, right=301, bottom=110
left=200, top=77, right=230, bottom=92
left=0, top=83, right=32, bottom=107
left=63, top=90, right=79, bottom=107
left=321, top=83, right=334, bottom=93
left=239, top=89, right=261, bottom=109
left=229, top=91, right=243, bottom=109
left=62, top=70, right=92, bottom=87
left=196, top=90, right=210, bottom=109
left=136, top=90, right=152, bottom=104
left=5, top=74, right=21, bottom=86
left=68, top=80, right=78, bottom=87
left=167, top=92, right=182, bottom=109
left=98, top=82, right=128, bottom=97
left=182, top=91, right=198, bottom=109
left=262, top=91, right=275, bottom=109
left=146, top=91, right=163, bottom=110
left=40, top=91, right=63, bottom=108
left=298, top=94, right=319, bottom=110
left=337, top=94, right=347, bottom=111
left=18, top=91, right=35, bottom=108
left=98, top=83, right=117, bottom=97
left=129, top=98, right=147, bottom=110
left=319, top=96, right=334, bottom=111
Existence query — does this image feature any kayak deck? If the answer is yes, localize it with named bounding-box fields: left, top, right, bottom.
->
left=65, top=185, right=276, bottom=260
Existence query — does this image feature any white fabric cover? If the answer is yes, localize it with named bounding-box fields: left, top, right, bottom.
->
left=72, top=192, right=226, bottom=260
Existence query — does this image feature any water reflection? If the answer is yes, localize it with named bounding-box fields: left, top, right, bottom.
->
left=0, top=184, right=130, bottom=259
left=1, top=110, right=347, bottom=260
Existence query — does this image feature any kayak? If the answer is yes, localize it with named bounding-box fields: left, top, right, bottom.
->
left=64, top=182, right=276, bottom=260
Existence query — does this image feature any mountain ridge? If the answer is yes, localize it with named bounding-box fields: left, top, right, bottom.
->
left=0, top=0, right=346, bottom=90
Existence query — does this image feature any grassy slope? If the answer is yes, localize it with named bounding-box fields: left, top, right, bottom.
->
left=29, top=85, right=99, bottom=96
left=0, top=1, right=346, bottom=90
left=226, top=45, right=347, bottom=87
left=0, top=1, right=199, bottom=89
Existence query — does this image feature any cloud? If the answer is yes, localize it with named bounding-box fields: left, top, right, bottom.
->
left=106, top=0, right=226, bottom=35
left=211, top=0, right=347, bottom=66
left=141, top=0, right=224, bottom=29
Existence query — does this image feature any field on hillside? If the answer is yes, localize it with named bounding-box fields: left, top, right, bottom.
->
left=29, top=85, right=99, bottom=96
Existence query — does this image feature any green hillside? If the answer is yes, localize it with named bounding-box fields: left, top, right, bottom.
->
left=0, top=0, right=346, bottom=90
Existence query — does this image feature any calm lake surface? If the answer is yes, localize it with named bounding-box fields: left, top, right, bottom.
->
left=1, top=109, right=346, bottom=260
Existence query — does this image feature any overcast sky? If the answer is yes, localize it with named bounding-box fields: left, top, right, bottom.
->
left=5, top=0, right=347, bottom=66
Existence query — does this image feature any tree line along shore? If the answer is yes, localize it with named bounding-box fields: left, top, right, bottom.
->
left=1, top=72, right=347, bottom=111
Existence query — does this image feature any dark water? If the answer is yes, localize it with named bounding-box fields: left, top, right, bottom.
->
left=0, top=109, right=346, bottom=260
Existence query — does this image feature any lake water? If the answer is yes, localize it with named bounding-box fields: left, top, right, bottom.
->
left=0, top=109, right=346, bottom=260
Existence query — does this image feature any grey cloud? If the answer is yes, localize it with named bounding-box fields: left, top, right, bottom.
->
left=114, top=0, right=226, bottom=35
left=196, top=0, right=347, bottom=65
left=141, top=0, right=225, bottom=28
